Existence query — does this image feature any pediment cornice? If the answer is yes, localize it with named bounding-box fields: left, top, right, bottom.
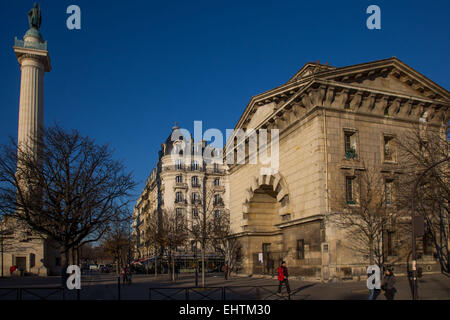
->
left=232, top=58, right=449, bottom=138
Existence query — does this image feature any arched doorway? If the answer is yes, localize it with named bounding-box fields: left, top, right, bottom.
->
left=240, top=173, right=291, bottom=275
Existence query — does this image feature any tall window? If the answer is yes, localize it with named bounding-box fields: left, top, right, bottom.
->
left=423, top=231, right=433, bottom=255
left=214, top=210, right=221, bottom=219
left=213, top=163, right=220, bottom=173
left=191, top=176, right=199, bottom=187
left=176, top=208, right=184, bottom=217
left=214, top=178, right=220, bottom=186
left=214, top=194, right=223, bottom=205
left=191, top=160, right=199, bottom=171
left=297, top=239, right=305, bottom=259
left=346, top=176, right=355, bottom=204
left=384, top=136, right=394, bottom=161
left=175, top=159, right=183, bottom=170
left=385, top=180, right=393, bottom=205
left=175, top=192, right=183, bottom=203
left=192, top=208, right=198, bottom=218
left=344, top=131, right=357, bottom=159
left=191, top=192, right=200, bottom=203
left=387, top=231, right=397, bottom=256
left=176, top=175, right=183, bottom=183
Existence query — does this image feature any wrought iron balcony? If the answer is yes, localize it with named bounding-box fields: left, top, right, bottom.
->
left=174, top=182, right=188, bottom=189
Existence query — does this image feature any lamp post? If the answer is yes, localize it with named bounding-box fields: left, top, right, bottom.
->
left=410, top=157, right=449, bottom=300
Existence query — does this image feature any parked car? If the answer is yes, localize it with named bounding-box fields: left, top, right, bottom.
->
left=100, top=265, right=110, bottom=273
left=89, top=264, right=99, bottom=271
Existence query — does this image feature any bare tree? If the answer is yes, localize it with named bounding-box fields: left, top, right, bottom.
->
left=209, top=206, right=241, bottom=277
left=330, top=162, right=408, bottom=268
left=0, top=125, right=136, bottom=265
left=102, top=219, right=133, bottom=274
left=188, top=189, right=224, bottom=287
left=146, top=207, right=188, bottom=282
left=396, top=124, right=449, bottom=276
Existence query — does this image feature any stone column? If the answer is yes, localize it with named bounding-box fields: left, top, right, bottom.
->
left=14, top=30, right=51, bottom=153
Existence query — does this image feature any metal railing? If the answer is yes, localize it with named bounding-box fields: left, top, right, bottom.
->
left=14, top=37, right=48, bottom=51
left=148, top=285, right=312, bottom=300
left=0, top=286, right=66, bottom=300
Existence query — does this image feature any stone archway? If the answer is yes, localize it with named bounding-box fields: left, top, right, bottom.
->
left=239, top=173, right=292, bottom=275
left=242, top=173, right=291, bottom=231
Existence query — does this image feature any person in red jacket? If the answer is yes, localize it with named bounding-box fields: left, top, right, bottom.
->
left=277, top=261, right=291, bottom=295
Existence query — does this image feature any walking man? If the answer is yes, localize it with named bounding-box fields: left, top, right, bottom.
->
left=222, top=263, right=229, bottom=280
left=277, top=261, right=291, bottom=296
left=381, top=268, right=396, bottom=300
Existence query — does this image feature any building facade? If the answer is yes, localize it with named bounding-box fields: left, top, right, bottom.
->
left=133, top=124, right=229, bottom=271
left=226, top=57, right=449, bottom=280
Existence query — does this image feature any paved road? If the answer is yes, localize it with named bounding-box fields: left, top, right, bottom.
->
left=0, top=272, right=449, bottom=300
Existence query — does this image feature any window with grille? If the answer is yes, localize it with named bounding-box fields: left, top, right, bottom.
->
left=214, top=178, right=220, bottom=186
left=385, top=180, right=393, bottom=205
left=214, top=194, right=222, bottom=205
left=192, top=176, right=199, bottom=187
left=191, top=160, right=199, bottom=171
left=346, top=176, right=355, bottom=204
left=175, top=159, right=183, bottom=170
left=297, top=239, right=305, bottom=259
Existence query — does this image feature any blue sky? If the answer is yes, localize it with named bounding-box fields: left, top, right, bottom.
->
left=1, top=0, right=449, bottom=198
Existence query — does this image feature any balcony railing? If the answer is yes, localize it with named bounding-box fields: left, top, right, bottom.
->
left=213, top=185, right=225, bottom=192
left=214, top=200, right=225, bottom=207
left=175, top=199, right=187, bottom=205
left=191, top=184, right=201, bottom=188
left=14, top=37, right=47, bottom=51
left=174, top=182, right=188, bottom=189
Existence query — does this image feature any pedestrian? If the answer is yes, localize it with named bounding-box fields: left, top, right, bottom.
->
left=381, top=268, right=396, bottom=300
left=127, top=265, right=132, bottom=285
left=277, top=261, right=291, bottom=296
left=222, top=263, right=229, bottom=280
left=122, top=265, right=127, bottom=284
left=175, top=263, right=179, bottom=280
left=10, top=265, right=17, bottom=276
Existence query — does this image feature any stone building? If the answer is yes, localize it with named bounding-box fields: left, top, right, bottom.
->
left=0, top=6, right=61, bottom=277
left=225, top=57, right=449, bottom=280
left=133, top=124, right=229, bottom=270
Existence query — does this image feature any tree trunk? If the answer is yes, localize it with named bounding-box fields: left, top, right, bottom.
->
left=172, top=255, right=175, bottom=282
left=154, top=248, right=158, bottom=278
left=369, top=238, right=375, bottom=265
left=201, top=243, right=205, bottom=288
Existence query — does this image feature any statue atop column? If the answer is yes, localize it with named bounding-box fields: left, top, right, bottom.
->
left=28, top=3, right=42, bottom=30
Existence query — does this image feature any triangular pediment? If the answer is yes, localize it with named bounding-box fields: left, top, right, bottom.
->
left=230, top=57, right=449, bottom=139
left=318, top=57, right=450, bottom=103
left=288, top=62, right=336, bottom=83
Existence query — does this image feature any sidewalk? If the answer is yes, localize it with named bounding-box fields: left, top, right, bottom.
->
left=1, top=272, right=449, bottom=300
